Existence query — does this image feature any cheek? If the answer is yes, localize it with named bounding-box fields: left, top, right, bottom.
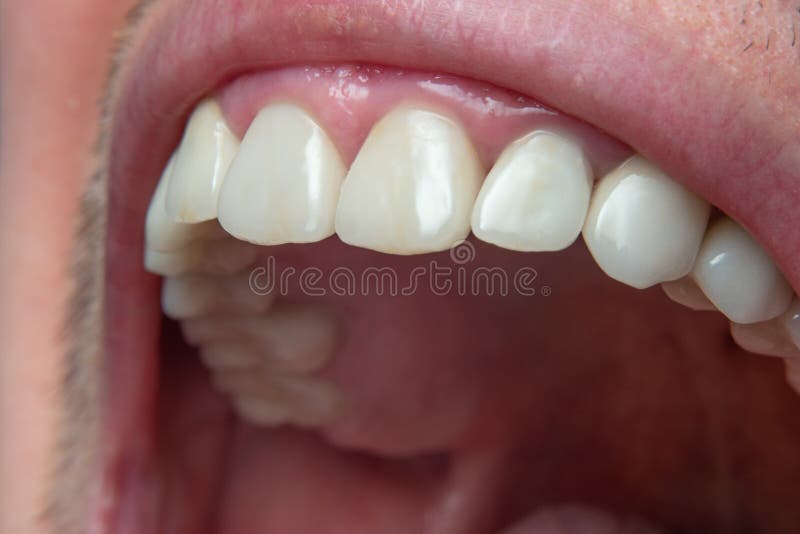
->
left=0, top=1, right=137, bottom=532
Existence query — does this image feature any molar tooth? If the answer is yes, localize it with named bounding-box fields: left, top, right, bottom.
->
left=161, top=272, right=273, bottom=320
left=233, top=397, right=292, bottom=427
left=182, top=307, right=337, bottom=373
left=582, top=156, right=711, bottom=289
left=165, top=99, right=239, bottom=223
left=661, top=277, right=716, bottom=311
left=215, top=371, right=343, bottom=427
left=471, top=131, right=593, bottom=252
left=145, top=157, right=227, bottom=252
left=730, top=320, right=799, bottom=358
left=335, top=105, right=483, bottom=255
left=144, top=238, right=258, bottom=277
left=691, top=217, right=793, bottom=324
left=217, top=104, right=346, bottom=245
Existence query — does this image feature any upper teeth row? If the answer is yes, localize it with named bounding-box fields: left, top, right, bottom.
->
left=146, top=98, right=797, bottom=329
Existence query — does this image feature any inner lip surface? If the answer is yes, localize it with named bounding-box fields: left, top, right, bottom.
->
left=99, top=1, right=800, bottom=532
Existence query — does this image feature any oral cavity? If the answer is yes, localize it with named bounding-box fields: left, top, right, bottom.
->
left=144, top=65, right=800, bottom=431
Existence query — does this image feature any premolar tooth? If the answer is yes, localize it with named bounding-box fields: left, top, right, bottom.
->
left=335, top=106, right=483, bottom=255
left=661, top=277, right=715, bottom=311
left=217, top=104, right=346, bottom=245
left=730, top=320, right=799, bottom=358
left=691, top=217, right=793, bottom=324
left=471, top=131, right=593, bottom=252
left=582, top=156, right=711, bottom=289
left=161, top=272, right=273, bottom=320
left=165, top=99, right=239, bottom=223
left=145, top=158, right=227, bottom=252
left=144, top=238, right=258, bottom=277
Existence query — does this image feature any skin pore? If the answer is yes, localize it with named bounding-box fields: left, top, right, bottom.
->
left=1, top=1, right=799, bottom=533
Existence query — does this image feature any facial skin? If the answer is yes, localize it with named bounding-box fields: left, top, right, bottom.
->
left=0, top=1, right=798, bottom=533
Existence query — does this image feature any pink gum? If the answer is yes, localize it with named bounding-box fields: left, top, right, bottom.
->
left=216, top=64, right=631, bottom=175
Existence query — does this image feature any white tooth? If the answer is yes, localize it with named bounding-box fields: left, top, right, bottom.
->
left=335, top=106, right=484, bottom=255
left=165, top=99, right=239, bottom=223
left=161, top=272, right=274, bottom=320
left=782, top=299, right=800, bottom=350
left=582, top=155, right=711, bottom=289
left=181, top=306, right=337, bottom=372
left=471, top=131, right=593, bottom=252
left=730, top=320, right=799, bottom=358
left=691, top=217, right=793, bottom=323
left=661, top=277, right=716, bottom=311
left=215, top=371, right=342, bottom=427
left=234, top=397, right=292, bottom=426
left=144, top=238, right=258, bottom=277
left=217, top=104, right=346, bottom=245
left=145, top=157, right=227, bottom=252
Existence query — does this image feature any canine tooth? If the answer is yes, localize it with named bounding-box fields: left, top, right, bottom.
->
left=165, top=99, right=239, bottom=223
left=161, top=272, right=274, bottom=320
left=145, top=158, right=227, bottom=252
left=582, top=156, right=711, bottom=289
left=692, top=217, right=793, bottom=323
left=144, top=238, right=258, bottom=277
left=471, top=131, right=593, bottom=252
left=335, top=106, right=483, bottom=255
left=218, top=104, right=346, bottom=245
left=661, top=277, right=715, bottom=311
left=182, top=307, right=337, bottom=372
left=730, top=321, right=799, bottom=358
left=783, top=299, right=800, bottom=350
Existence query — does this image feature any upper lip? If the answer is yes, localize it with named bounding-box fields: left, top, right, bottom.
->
left=108, top=0, right=800, bottom=291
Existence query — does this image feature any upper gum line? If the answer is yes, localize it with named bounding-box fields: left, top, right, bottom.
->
left=213, top=64, right=632, bottom=172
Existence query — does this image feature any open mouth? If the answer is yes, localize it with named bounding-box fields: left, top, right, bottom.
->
left=95, top=2, right=800, bottom=533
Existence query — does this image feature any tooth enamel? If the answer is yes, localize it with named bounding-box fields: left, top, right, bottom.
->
left=144, top=238, right=258, bottom=277
left=182, top=307, right=337, bottom=372
left=335, top=106, right=484, bottom=255
left=691, top=217, right=793, bottom=324
left=661, top=277, right=716, bottom=311
left=145, top=158, right=227, bottom=252
left=161, top=272, right=273, bottom=320
left=581, top=156, right=711, bottom=289
left=165, top=99, right=239, bottom=223
left=215, top=371, right=343, bottom=427
left=217, top=104, right=346, bottom=245
left=730, top=320, right=799, bottom=358
left=471, top=131, right=593, bottom=252
left=233, top=397, right=292, bottom=426
left=783, top=299, right=800, bottom=350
